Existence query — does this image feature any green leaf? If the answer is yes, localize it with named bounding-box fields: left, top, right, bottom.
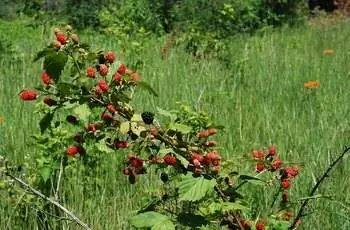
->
left=158, top=148, right=175, bottom=156
left=168, top=123, right=192, bottom=134
left=178, top=174, right=216, bottom=201
left=298, top=194, right=331, bottom=201
left=40, top=166, right=52, bottom=183
left=131, top=114, right=143, bottom=122
left=174, top=153, right=190, bottom=168
left=221, top=201, right=249, bottom=212
left=239, top=174, right=266, bottom=186
left=43, top=52, right=68, bottom=82
left=120, top=122, right=130, bottom=134
left=268, top=217, right=290, bottom=230
left=39, top=112, right=54, bottom=133
left=129, top=211, right=171, bottom=228
left=177, top=212, right=208, bottom=228
left=0, top=182, right=6, bottom=189
left=130, top=122, right=146, bottom=137
left=156, top=107, right=176, bottom=121
left=33, top=48, right=56, bottom=62
left=78, top=43, right=90, bottom=50
left=73, top=104, right=91, bottom=124
left=57, top=82, right=80, bottom=97
left=95, top=140, right=114, bottom=154
left=137, top=197, right=162, bottom=214
left=152, top=220, right=175, bottom=230
left=137, top=81, right=159, bottom=97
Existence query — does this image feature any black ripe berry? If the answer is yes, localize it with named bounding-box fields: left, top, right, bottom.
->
left=162, top=194, right=169, bottom=201
left=66, top=115, right=78, bottom=124
left=98, top=54, right=106, bottom=64
left=160, top=172, right=169, bottom=183
left=141, top=112, right=155, bottom=125
left=128, top=174, right=136, bottom=184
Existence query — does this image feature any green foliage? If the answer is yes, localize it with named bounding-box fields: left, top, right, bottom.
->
left=170, top=0, right=307, bottom=57
left=178, top=173, right=216, bottom=201
left=66, top=0, right=103, bottom=29
left=99, top=1, right=163, bottom=37
left=129, top=211, right=175, bottom=229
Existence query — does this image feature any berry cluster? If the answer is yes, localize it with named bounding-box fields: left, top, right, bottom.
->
left=252, top=146, right=300, bottom=192
left=250, top=146, right=301, bottom=227
left=122, top=154, right=147, bottom=184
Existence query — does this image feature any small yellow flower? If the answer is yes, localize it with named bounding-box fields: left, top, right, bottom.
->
left=304, top=80, right=320, bottom=89
left=323, top=48, right=334, bottom=55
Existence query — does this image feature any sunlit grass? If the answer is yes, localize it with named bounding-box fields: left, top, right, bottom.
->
left=1, top=19, right=350, bottom=229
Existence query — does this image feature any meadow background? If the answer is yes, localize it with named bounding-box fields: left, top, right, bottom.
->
left=1, top=1, right=350, bottom=229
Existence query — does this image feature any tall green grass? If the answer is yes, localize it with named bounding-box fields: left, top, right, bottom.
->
left=1, top=19, right=350, bottom=229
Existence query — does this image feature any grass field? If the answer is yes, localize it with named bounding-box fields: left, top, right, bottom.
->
left=1, top=18, right=350, bottom=229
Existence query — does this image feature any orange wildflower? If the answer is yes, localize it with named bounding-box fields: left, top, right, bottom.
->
left=323, top=48, right=334, bottom=55
left=304, top=80, right=320, bottom=89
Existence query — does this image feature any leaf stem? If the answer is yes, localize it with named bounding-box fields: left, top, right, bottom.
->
left=5, top=163, right=92, bottom=230
left=289, top=146, right=350, bottom=230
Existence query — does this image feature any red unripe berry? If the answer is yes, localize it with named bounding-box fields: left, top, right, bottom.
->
left=296, top=219, right=302, bottom=226
left=105, top=51, right=116, bottom=63
left=252, top=150, right=265, bottom=159
left=197, top=130, right=209, bottom=138
left=56, top=32, right=67, bottom=44
left=207, top=127, right=217, bottom=136
left=113, top=72, right=122, bottom=82
left=203, top=153, right=212, bottom=166
left=272, top=157, right=282, bottom=170
left=192, top=153, right=203, bottom=163
left=43, top=97, right=57, bottom=106
left=256, top=162, right=265, bottom=172
left=211, top=165, right=220, bottom=174
left=101, top=112, right=114, bottom=122
left=99, top=64, right=108, bottom=76
left=131, top=72, right=140, bottom=81
left=135, top=166, right=146, bottom=175
left=115, top=141, right=128, bottom=149
left=281, top=179, right=290, bottom=189
left=241, top=220, right=251, bottom=230
left=85, top=123, right=97, bottom=133
left=20, top=90, right=37, bottom=101
left=205, top=141, right=217, bottom=147
left=150, top=155, right=161, bottom=164
left=292, top=165, right=300, bottom=176
left=118, top=64, right=127, bottom=74
left=282, top=192, right=289, bottom=202
left=122, top=167, right=131, bottom=175
left=268, top=146, right=277, bottom=156
left=53, top=41, right=61, bottom=49
left=41, top=72, right=52, bottom=85
left=66, top=145, right=79, bottom=156
left=193, top=159, right=201, bottom=167
left=95, top=86, right=103, bottom=95
left=86, top=67, right=95, bottom=78
left=163, top=154, right=177, bottom=166
left=130, top=157, right=143, bottom=168
left=107, top=104, right=117, bottom=113
left=256, top=220, right=265, bottom=230
left=98, top=80, right=109, bottom=92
